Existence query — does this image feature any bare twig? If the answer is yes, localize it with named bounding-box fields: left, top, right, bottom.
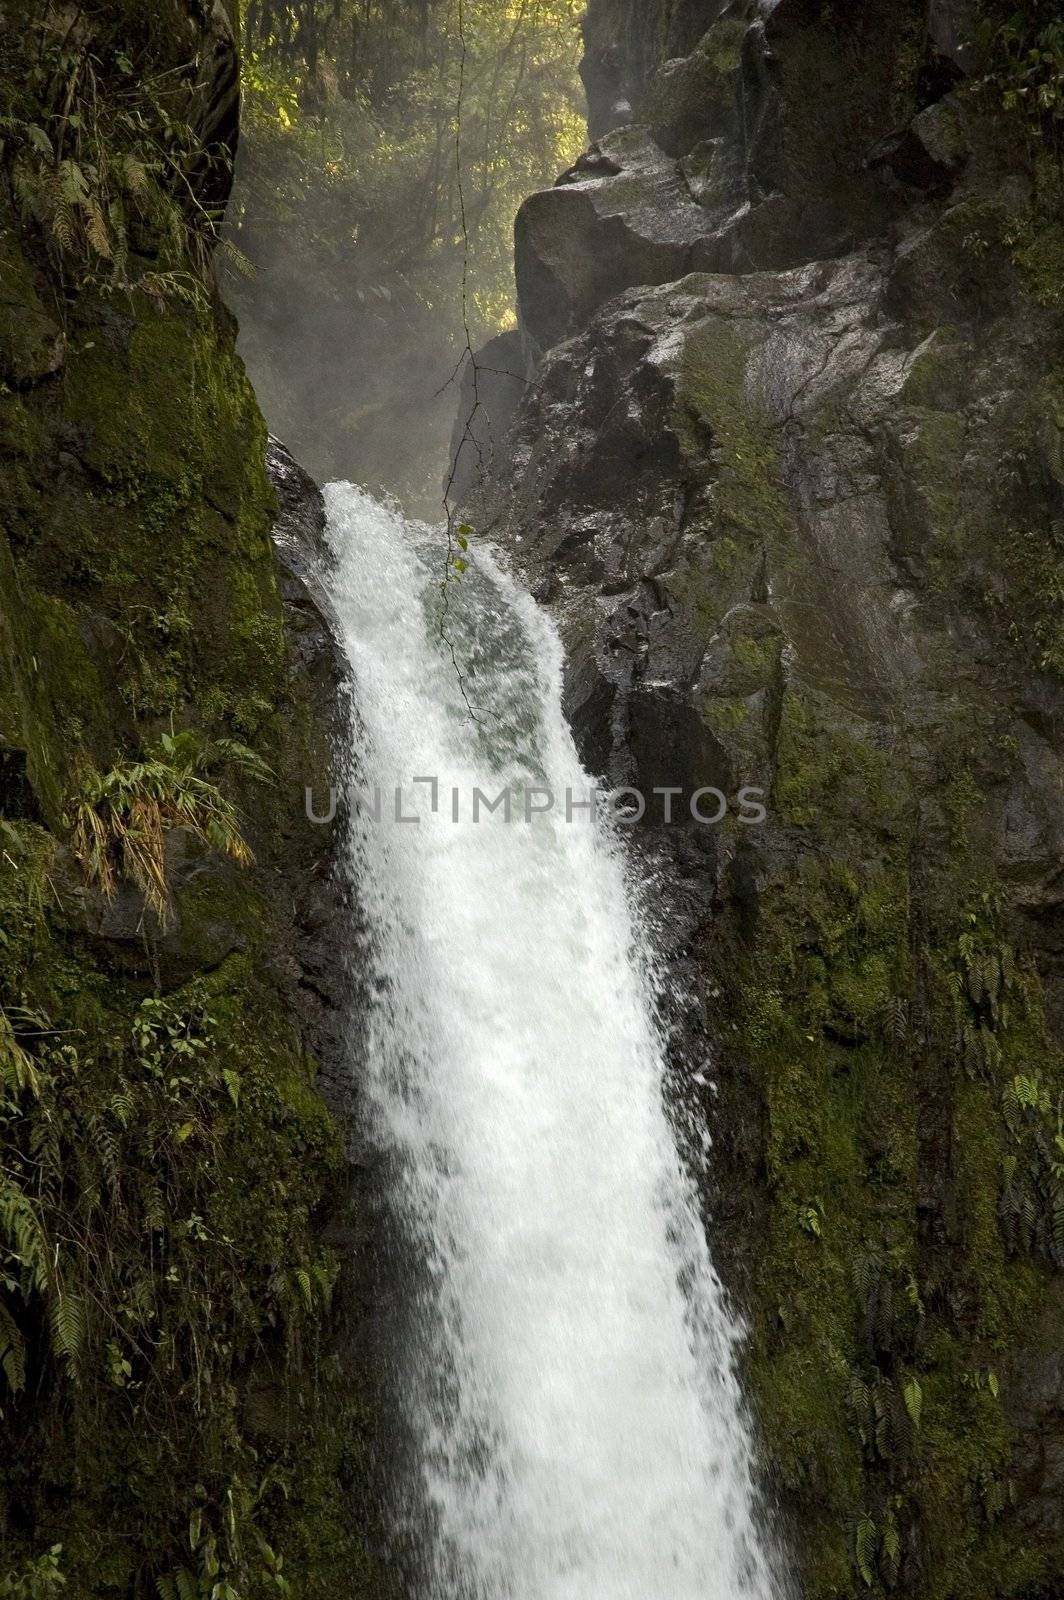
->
left=438, top=0, right=481, bottom=722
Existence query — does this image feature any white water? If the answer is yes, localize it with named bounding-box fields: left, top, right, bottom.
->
left=324, top=484, right=782, bottom=1600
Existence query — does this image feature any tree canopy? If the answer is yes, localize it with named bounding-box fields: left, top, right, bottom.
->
left=225, top=0, right=585, bottom=511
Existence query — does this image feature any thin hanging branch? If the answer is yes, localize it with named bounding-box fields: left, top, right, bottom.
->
left=438, top=0, right=482, bottom=722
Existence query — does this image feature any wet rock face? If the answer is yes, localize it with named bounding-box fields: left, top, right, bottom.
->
left=470, top=0, right=1064, bottom=1590
left=447, top=330, right=529, bottom=504
left=517, top=0, right=956, bottom=359
left=484, top=240, right=1064, bottom=914
left=264, top=438, right=354, bottom=1112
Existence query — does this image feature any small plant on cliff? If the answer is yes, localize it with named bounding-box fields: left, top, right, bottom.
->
left=0, top=1006, right=38, bottom=1099
left=71, top=732, right=270, bottom=923
left=0, top=5, right=232, bottom=300
left=0, top=1545, right=66, bottom=1600
left=976, top=1, right=1064, bottom=146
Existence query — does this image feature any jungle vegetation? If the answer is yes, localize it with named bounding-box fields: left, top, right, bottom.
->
left=226, top=0, right=585, bottom=512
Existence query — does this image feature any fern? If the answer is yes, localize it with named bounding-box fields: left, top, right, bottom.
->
left=0, top=1008, right=39, bottom=1100
left=880, top=1512, right=902, bottom=1584
left=882, top=993, right=908, bottom=1044
left=109, top=1090, right=134, bottom=1129
left=119, top=152, right=150, bottom=196
left=72, top=736, right=259, bottom=925
left=854, top=1514, right=878, bottom=1588
left=0, top=1177, right=50, bottom=1296
left=49, top=1291, right=85, bottom=1378
left=1052, top=1197, right=1064, bottom=1259
left=220, top=236, right=256, bottom=279
left=903, top=1375, right=923, bottom=1432
left=143, top=1182, right=168, bottom=1235
left=848, top=1371, right=874, bottom=1448
left=84, top=193, right=112, bottom=259
left=295, top=1267, right=313, bottom=1314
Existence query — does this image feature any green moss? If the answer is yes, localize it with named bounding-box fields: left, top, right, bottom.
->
left=901, top=332, right=970, bottom=411
left=773, top=690, right=901, bottom=834
left=717, top=710, right=1064, bottom=1597
left=0, top=838, right=375, bottom=1599
left=698, top=17, right=748, bottom=74
left=677, top=318, right=793, bottom=545
left=0, top=39, right=359, bottom=1594
left=907, top=408, right=971, bottom=563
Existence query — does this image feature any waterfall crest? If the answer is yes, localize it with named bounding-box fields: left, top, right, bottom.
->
left=324, top=483, right=783, bottom=1600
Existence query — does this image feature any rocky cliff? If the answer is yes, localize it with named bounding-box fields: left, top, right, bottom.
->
left=0, top=6, right=384, bottom=1597
left=466, top=2, right=1064, bottom=1595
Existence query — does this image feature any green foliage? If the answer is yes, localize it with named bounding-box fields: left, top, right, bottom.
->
left=0, top=5, right=226, bottom=302
left=999, top=1067, right=1064, bottom=1265
left=854, top=1512, right=877, bottom=1588
left=227, top=0, right=584, bottom=509
left=0, top=8, right=371, bottom=1594
left=0, top=875, right=349, bottom=1590
left=709, top=689, right=1064, bottom=1596
left=976, top=1, right=1064, bottom=135
left=70, top=732, right=269, bottom=923
left=0, top=1547, right=65, bottom=1600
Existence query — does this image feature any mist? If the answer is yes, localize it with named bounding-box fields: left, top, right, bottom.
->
left=222, top=0, right=585, bottom=518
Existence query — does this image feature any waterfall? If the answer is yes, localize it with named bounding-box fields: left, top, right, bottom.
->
left=324, top=483, right=783, bottom=1600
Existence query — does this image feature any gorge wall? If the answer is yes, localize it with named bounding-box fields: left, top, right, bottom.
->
left=465, top=2, right=1064, bottom=1596
left=0, top=6, right=388, bottom=1597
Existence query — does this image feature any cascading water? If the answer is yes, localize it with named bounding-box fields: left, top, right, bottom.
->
left=324, top=483, right=783, bottom=1600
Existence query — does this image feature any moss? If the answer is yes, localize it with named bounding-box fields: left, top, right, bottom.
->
left=712, top=703, right=1064, bottom=1597
left=0, top=30, right=360, bottom=1594
left=906, top=408, right=972, bottom=565
left=677, top=317, right=794, bottom=545
left=698, top=17, right=748, bottom=75
left=0, top=842, right=372, bottom=1599
left=0, top=256, right=285, bottom=821
left=900, top=333, right=969, bottom=411
left=773, top=690, right=901, bottom=835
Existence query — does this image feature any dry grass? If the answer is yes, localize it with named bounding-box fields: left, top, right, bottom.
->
left=72, top=735, right=269, bottom=925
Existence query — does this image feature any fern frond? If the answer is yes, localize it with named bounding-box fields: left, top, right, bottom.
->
left=855, top=1514, right=878, bottom=1588
left=0, top=1177, right=50, bottom=1296
left=49, top=1290, right=85, bottom=1378
left=110, top=1089, right=134, bottom=1129
left=880, top=1513, right=901, bottom=1583
left=0, top=1008, right=40, bottom=1099
left=84, top=195, right=112, bottom=260
left=220, top=236, right=256, bottom=280
left=903, top=1376, right=923, bottom=1432
left=72, top=745, right=256, bottom=925
left=295, top=1267, right=313, bottom=1314
left=883, top=994, right=908, bottom=1044
left=175, top=1565, right=198, bottom=1600
left=142, top=1182, right=167, bottom=1235
left=119, top=153, right=150, bottom=197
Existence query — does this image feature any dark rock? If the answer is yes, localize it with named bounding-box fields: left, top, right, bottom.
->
left=0, top=241, right=65, bottom=388
left=265, top=436, right=353, bottom=1110
left=446, top=330, right=529, bottom=506
left=643, top=18, right=746, bottom=158
left=514, top=125, right=843, bottom=356
left=0, top=745, right=40, bottom=823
